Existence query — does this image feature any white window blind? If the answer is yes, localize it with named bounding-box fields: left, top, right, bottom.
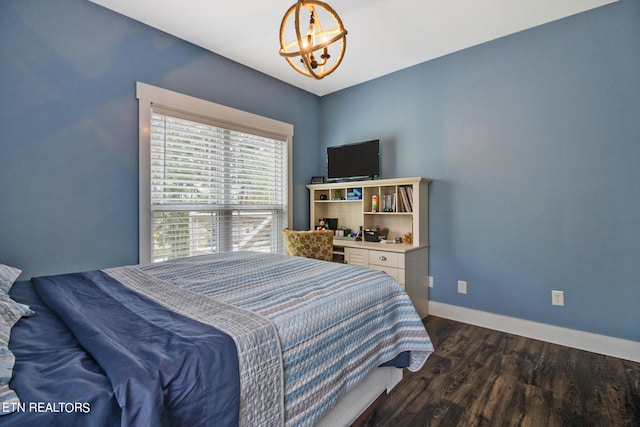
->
left=137, top=83, right=292, bottom=263
left=150, top=112, right=288, bottom=262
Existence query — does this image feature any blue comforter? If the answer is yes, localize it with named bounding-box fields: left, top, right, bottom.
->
left=8, top=271, right=240, bottom=427
left=7, top=280, right=120, bottom=427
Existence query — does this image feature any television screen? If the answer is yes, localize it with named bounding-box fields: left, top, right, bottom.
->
left=327, top=140, right=379, bottom=182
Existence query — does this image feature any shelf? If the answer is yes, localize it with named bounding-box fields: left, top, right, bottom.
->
left=314, top=199, right=361, bottom=203
left=307, top=177, right=429, bottom=247
left=364, top=212, right=413, bottom=215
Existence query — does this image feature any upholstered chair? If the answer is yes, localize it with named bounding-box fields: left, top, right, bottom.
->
left=282, top=229, right=334, bottom=262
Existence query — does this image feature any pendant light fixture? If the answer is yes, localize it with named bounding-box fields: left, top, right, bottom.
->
left=279, top=0, right=347, bottom=79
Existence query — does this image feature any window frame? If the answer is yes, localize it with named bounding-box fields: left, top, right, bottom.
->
left=137, top=82, right=293, bottom=264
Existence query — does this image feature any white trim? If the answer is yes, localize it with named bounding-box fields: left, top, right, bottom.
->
left=138, top=99, right=152, bottom=264
left=136, top=82, right=294, bottom=138
left=429, top=301, right=640, bottom=363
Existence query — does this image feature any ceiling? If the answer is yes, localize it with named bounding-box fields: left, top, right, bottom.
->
left=89, top=0, right=617, bottom=96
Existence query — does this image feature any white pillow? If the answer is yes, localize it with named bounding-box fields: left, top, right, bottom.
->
left=0, top=265, right=21, bottom=294
left=0, top=294, right=33, bottom=415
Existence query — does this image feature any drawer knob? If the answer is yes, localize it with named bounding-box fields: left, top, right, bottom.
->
left=379, top=256, right=387, bottom=261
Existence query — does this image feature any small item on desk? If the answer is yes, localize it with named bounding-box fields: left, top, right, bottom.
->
left=322, top=218, right=338, bottom=230
left=334, top=227, right=352, bottom=238
left=364, top=226, right=388, bottom=242
left=395, top=237, right=403, bottom=243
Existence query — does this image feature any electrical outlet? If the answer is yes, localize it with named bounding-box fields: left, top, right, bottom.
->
left=551, top=290, right=564, bottom=306
left=428, top=276, right=434, bottom=288
left=457, top=280, right=467, bottom=294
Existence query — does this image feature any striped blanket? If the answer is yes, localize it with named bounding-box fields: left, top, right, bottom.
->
left=107, top=251, right=434, bottom=426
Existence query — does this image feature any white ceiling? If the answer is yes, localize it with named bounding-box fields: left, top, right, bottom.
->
left=89, top=0, right=617, bottom=96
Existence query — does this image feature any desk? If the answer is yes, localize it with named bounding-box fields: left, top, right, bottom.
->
left=333, top=239, right=429, bottom=317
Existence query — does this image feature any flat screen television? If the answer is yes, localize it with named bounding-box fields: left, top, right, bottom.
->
left=327, top=140, right=379, bottom=182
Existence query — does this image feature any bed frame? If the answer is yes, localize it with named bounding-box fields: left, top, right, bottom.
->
left=317, top=366, right=403, bottom=426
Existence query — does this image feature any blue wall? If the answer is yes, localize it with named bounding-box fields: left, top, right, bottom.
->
left=320, top=1, right=640, bottom=341
left=1, top=0, right=638, bottom=343
left=0, top=0, right=320, bottom=278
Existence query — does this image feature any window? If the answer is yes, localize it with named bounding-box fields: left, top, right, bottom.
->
left=137, top=83, right=293, bottom=263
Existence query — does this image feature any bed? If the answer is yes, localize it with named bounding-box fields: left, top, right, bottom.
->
left=1, top=251, right=434, bottom=426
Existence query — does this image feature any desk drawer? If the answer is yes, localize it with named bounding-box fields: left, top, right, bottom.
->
left=345, top=247, right=369, bottom=267
left=368, top=250, right=401, bottom=268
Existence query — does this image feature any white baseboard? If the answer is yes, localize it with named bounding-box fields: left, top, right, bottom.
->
left=429, top=301, right=640, bottom=363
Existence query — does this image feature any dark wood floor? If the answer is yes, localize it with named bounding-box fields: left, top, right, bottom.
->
left=368, top=316, right=640, bottom=427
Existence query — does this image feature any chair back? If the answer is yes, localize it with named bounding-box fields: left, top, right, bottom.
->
left=282, top=229, right=334, bottom=261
